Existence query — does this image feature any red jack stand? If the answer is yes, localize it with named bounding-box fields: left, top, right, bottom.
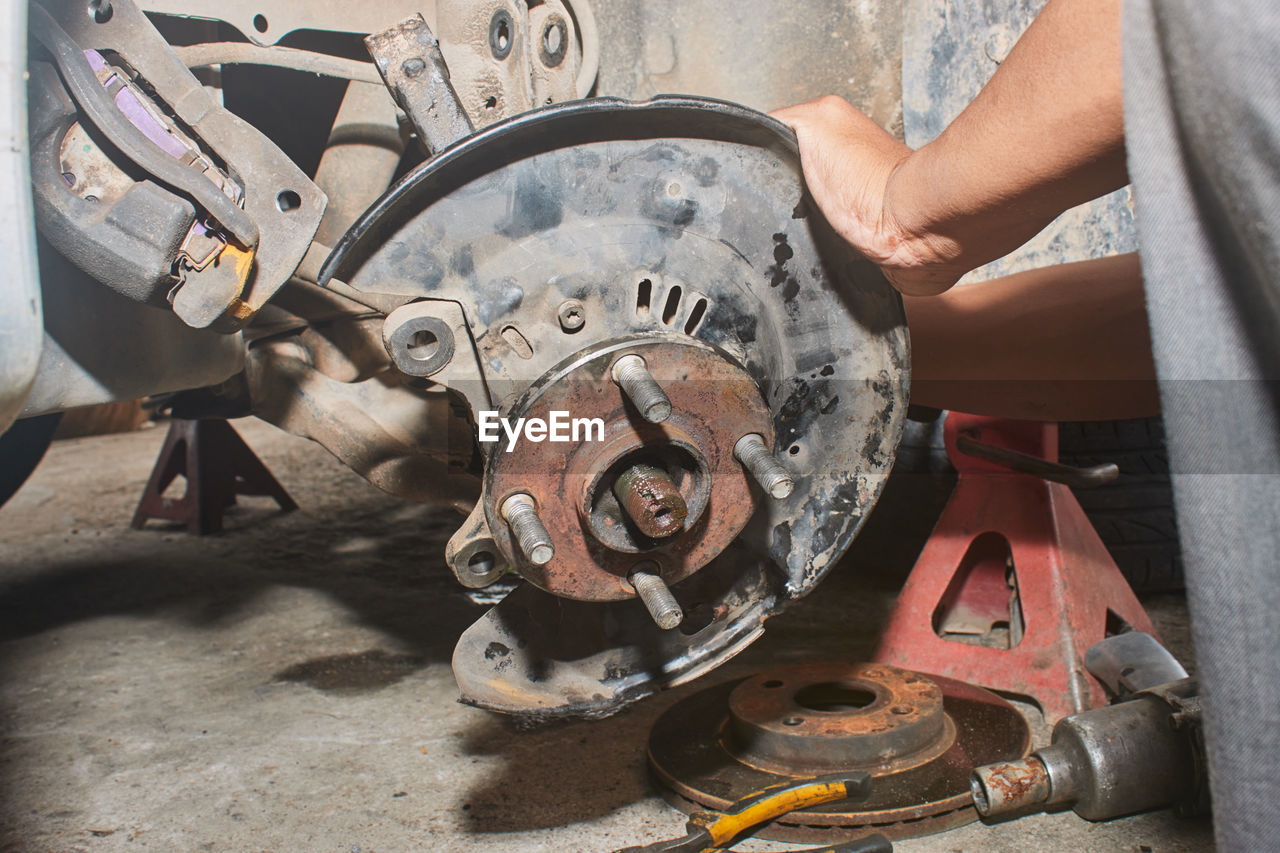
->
left=872, top=413, right=1156, bottom=722
left=131, top=419, right=296, bottom=535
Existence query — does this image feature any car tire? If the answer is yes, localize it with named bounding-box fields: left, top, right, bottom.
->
left=1058, top=416, right=1183, bottom=592
left=0, top=413, right=62, bottom=509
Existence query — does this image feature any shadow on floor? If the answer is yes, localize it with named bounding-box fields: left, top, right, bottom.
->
left=0, top=491, right=481, bottom=666
left=456, top=703, right=673, bottom=832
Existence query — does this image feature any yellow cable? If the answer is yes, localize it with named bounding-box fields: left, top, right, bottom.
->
left=702, top=779, right=850, bottom=848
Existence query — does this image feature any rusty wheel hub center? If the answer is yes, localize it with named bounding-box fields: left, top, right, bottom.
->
left=648, top=662, right=1031, bottom=842
left=486, top=335, right=774, bottom=601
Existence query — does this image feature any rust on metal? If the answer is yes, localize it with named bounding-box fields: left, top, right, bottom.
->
left=722, top=663, right=952, bottom=777
left=613, top=463, right=689, bottom=538
left=970, top=756, right=1051, bottom=816
left=485, top=337, right=773, bottom=602
left=364, top=14, right=474, bottom=156
left=648, top=662, right=1032, bottom=844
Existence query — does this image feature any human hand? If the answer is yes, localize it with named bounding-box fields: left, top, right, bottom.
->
left=772, top=96, right=965, bottom=296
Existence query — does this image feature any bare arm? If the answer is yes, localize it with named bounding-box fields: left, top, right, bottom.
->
left=774, top=0, right=1126, bottom=295
left=907, top=253, right=1158, bottom=420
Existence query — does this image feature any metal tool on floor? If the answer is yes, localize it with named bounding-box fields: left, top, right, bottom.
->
left=970, top=632, right=1208, bottom=822
left=131, top=418, right=296, bottom=534
left=646, top=662, right=1031, bottom=844
left=614, top=772, right=890, bottom=853
left=872, top=413, right=1157, bottom=722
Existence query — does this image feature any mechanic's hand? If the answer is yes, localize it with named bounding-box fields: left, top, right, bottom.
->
left=772, top=96, right=963, bottom=296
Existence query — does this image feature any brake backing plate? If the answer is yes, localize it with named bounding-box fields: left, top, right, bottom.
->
left=322, top=97, right=910, bottom=718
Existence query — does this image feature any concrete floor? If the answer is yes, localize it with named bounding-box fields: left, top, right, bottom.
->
left=0, top=418, right=1213, bottom=852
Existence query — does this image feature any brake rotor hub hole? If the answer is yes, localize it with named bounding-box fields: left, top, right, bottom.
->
left=793, top=682, right=880, bottom=714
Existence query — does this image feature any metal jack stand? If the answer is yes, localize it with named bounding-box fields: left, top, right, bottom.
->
left=872, top=413, right=1156, bottom=722
left=131, top=418, right=296, bottom=535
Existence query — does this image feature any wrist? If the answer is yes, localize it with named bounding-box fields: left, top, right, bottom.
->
left=874, top=154, right=972, bottom=295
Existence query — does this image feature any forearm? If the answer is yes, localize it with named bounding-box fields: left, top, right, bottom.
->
left=907, top=253, right=1159, bottom=421
left=887, top=0, right=1128, bottom=292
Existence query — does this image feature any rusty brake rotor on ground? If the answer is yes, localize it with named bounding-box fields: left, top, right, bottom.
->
left=648, top=662, right=1031, bottom=843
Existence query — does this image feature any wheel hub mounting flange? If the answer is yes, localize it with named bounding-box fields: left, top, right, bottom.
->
left=485, top=335, right=773, bottom=601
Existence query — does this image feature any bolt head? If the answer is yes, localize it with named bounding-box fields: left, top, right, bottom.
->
left=557, top=299, right=586, bottom=331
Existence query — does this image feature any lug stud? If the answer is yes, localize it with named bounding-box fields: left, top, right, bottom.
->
left=612, top=354, right=672, bottom=423
left=629, top=563, right=683, bottom=630
left=501, top=493, right=555, bottom=565
left=734, top=434, right=795, bottom=499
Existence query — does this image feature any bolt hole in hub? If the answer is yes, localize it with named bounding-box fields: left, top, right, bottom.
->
left=276, top=189, right=301, bottom=212
left=467, top=550, right=496, bottom=577
left=452, top=538, right=507, bottom=590
left=88, top=0, right=112, bottom=24
left=540, top=15, right=568, bottom=67
left=489, top=8, right=514, bottom=60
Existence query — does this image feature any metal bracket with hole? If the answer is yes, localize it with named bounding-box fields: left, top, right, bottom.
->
left=365, top=15, right=474, bottom=156
left=381, top=300, right=493, bottom=411
left=140, top=0, right=596, bottom=123
left=445, top=500, right=509, bottom=589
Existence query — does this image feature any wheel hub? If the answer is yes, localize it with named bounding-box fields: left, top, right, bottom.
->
left=486, top=336, right=773, bottom=601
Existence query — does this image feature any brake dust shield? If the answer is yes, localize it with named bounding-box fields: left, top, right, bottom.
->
left=322, top=97, right=910, bottom=719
